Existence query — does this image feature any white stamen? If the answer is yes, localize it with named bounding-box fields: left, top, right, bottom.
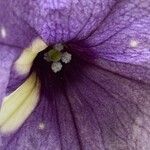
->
left=53, top=43, right=64, bottom=51
left=44, top=44, right=72, bottom=73
left=51, top=62, right=62, bottom=73
left=61, top=52, right=72, bottom=64
left=1, top=27, right=6, bottom=38
left=130, top=39, right=139, bottom=48
left=38, top=122, right=45, bottom=130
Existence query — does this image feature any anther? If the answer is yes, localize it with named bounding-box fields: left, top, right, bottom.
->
left=53, top=43, right=64, bottom=51
left=61, top=52, right=72, bottom=64
left=51, top=62, right=62, bottom=73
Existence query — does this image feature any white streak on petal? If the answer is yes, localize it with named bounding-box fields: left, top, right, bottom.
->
left=0, top=26, right=7, bottom=39
left=15, top=38, right=47, bottom=75
left=0, top=73, right=40, bottom=134
left=38, top=122, right=45, bottom=130
left=130, top=39, right=139, bottom=48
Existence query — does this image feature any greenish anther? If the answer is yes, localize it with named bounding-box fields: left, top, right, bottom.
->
left=47, top=49, right=62, bottom=62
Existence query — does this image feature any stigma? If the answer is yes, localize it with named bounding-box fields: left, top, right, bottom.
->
left=44, top=44, right=72, bottom=73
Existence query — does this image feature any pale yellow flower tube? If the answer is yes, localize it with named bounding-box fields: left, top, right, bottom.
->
left=0, top=73, right=40, bottom=134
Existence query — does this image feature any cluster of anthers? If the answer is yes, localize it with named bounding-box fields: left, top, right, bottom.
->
left=44, top=44, right=72, bottom=73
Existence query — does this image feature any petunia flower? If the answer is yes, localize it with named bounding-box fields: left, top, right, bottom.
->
left=0, top=0, right=150, bottom=149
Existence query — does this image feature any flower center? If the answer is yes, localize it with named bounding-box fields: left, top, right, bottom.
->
left=31, top=42, right=91, bottom=100
left=45, top=49, right=62, bottom=62
left=44, top=44, right=72, bottom=73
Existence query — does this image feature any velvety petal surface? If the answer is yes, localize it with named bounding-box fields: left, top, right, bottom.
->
left=0, top=1, right=38, bottom=48
left=10, top=0, right=117, bottom=43
left=0, top=1, right=40, bottom=98
left=1, top=0, right=150, bottom=150
left=0, top=47, right=18, bottom=102
left=0, top=95, right=61, bottom=150
left=77, top=61, right=150, bottom=150
left=1, top=58, right=150, bottom=150
left=83, top=0, right=150, bottom=59
left=94, top=57, right=150, bottom=85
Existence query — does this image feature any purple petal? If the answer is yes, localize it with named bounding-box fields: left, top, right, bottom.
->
left=0, top=1, right=39, bottom=97
left=6, top=38, right=47, bottom=94
left=0, top=1, right=38, bottom=48
left=94, top=57, right=150, bottom=84
left=0, top=46, right=19, bottom=102
left=78, top=61, right=150, bottom=149
left=1, top=56, right=150, bottom=149
left=84, top=1, right=150, bottom=58
left=10, top=0, right=117, bottom=43
left=0, top=97, right=61, bottom=150
left=1, top=0, right=150, bottom=149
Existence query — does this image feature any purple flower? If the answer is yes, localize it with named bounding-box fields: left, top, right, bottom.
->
left=0, top=0, right=150, bottom=149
